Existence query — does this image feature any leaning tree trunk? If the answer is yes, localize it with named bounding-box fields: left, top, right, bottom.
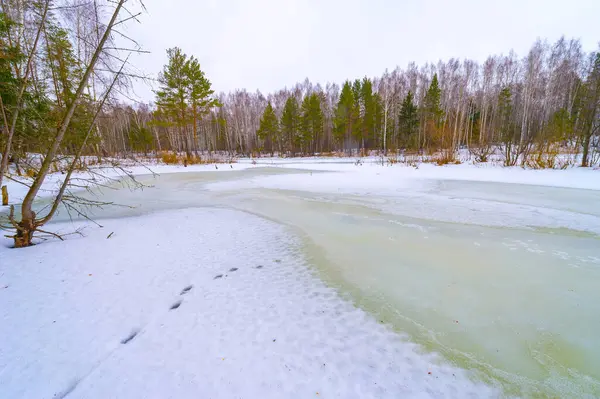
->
left=12, top=0, right=125, bottom=247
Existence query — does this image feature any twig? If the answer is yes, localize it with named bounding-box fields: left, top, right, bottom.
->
left=35, top=228, right=65, bottom=241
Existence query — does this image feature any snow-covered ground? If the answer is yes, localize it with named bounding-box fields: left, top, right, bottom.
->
left=0, top=209, right=498, bottom=398
left=236, top=156, right=600, bottom=190
left=1, top=162, right=253, bottom=206
left=2, top=158, right=599, bottom=398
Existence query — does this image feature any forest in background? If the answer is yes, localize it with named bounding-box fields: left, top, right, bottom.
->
left=1, top=1, right=599, bottom=172
left=148, top=37, right=600, bottom=169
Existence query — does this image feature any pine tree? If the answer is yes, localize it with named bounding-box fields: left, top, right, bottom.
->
left=46, top=23, right=93, bottom=153
left=257, top=102, right=279, bottom=156
left=360, top=77, right=376, bottom=149
left=423, top=74, right=444, bottom=127
left=155, top=47, right=218, bottom=155
left=309, top=93, right=324, bottom=153
left=373, top=92, right=384, bottom=150
left=398, top=91, right=419, bottom=148
left=281, top=96, right=300, bottom=155
left=185, top=56, right=219, bottom=150
left=422, top=73, right=444, bottom=148
left=155, top=47, right=190, bottom=153
left=333, top=81, right=356, bottom=149
left=497, top=87, right=513, bottom=139
left=0, top=12, right=21, bottom=108
left=130, top=125, right=154, bottom=155
left=351, top=79, right=363, bottom=145
left=497, top=87, right=516, bottom=165
left=300, top=93, right=323, bottom=154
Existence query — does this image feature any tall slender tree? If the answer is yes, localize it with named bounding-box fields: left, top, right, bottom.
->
left=280, top=96, right=300, bottom=155
left=155, top=47, right=190, bottom=154
left=422, top=73, right=444, bottom=148
left=185, top=56, right=219, bottom=152
left=256, top=102, right=279, bottom=156
left=398, top=91, right=419, bottom=149
left=333, top=81, right=356, bottom=150
left=300, top=93, right=323, bottom=154
left=360, top=77, right=376, bottom=149
left=497, top=87, right=516, bottom=165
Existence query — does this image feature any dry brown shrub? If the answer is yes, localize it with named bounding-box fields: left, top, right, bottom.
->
left=160, top=152, right=179, bottom=164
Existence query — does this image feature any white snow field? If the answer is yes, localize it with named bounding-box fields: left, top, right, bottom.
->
left=0, top=209, right=497, bottom=399
left=2, top=159, right=600, bottom=398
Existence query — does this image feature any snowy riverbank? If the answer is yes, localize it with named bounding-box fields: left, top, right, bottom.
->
left=2, top=157, right=599, bottom=208
left=0, top=208, right=499, bottom=398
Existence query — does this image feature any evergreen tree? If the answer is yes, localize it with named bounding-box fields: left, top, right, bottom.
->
left=300, top=93, right=323, bottom=154
left=421, top=73, right=444, bottom=148
left=373, top=92, right=384, bottom=150
left=0, top=12, right=20, bottom=109
left=281, top=96, right=300, bottom=155
left=185, top=56, right=219, bottom=149
left=398, top=91, right=419, bottom=148
left=130, top=125, right=154, bottom=155
left=497, top=87, right=513, bottom=139
left=46, top=23, right=93, bottom=153
left=333, top=81, right=356, bottom=149
left=155, top=47, right=218, bottom=155
left=351, top=79, right=363, bottom=145
left=360, top=77, right=376, bottom=149
left=155, top=47, right=189, bottom=152
left=309, top=93, right=324, bottom=153
left=423, top=73, right=444, bottom=127
left=0, top=11, right=55, bottom=158
left=497, top=87, right=516, bottom=165
left=257, top=102, right=279, bottom=156
left=467, top=99, right=481, bottom=144
left=547, top=108, right=573, bottom=142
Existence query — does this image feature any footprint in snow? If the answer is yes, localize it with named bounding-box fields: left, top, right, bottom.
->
left=121, top=329, right=139, bottom=344
left=214, top=274, right=223, bottom=279
left=170, top=300, right=182, bottom=310
left=229, top=267, right=238, bottom=272
left=180, top=285, right=193, bottom=295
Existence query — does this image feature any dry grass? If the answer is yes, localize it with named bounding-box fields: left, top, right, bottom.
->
left=435, top=157, right=461, bottom=166
left=158, top=151, right=237, bottom=166
left=320, top=151, right=349, bottom=158
left=160, top=152, right=179, bottom=165
left=524, top=145, right=570, bottom=169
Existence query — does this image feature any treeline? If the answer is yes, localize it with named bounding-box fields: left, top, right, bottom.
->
left=102, top=38, right=600, bottom=167
left=1, top=2, right=599, bottom=168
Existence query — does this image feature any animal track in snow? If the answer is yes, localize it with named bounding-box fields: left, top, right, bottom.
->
left=180, top=285, right=193, bottom=295
left=214, top=274, right=223, bottom=279
left=120, top=329, right=139, bottom=345
left=170, top=300, right=182, bottom=310
left=229, top=267, right=238, bottom=272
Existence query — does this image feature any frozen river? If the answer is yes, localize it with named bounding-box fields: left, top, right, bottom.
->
left=49, top=165, right=600, bottom=397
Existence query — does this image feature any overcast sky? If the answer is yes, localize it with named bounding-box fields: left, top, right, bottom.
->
left=123, top=0, right=600, bottom=101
